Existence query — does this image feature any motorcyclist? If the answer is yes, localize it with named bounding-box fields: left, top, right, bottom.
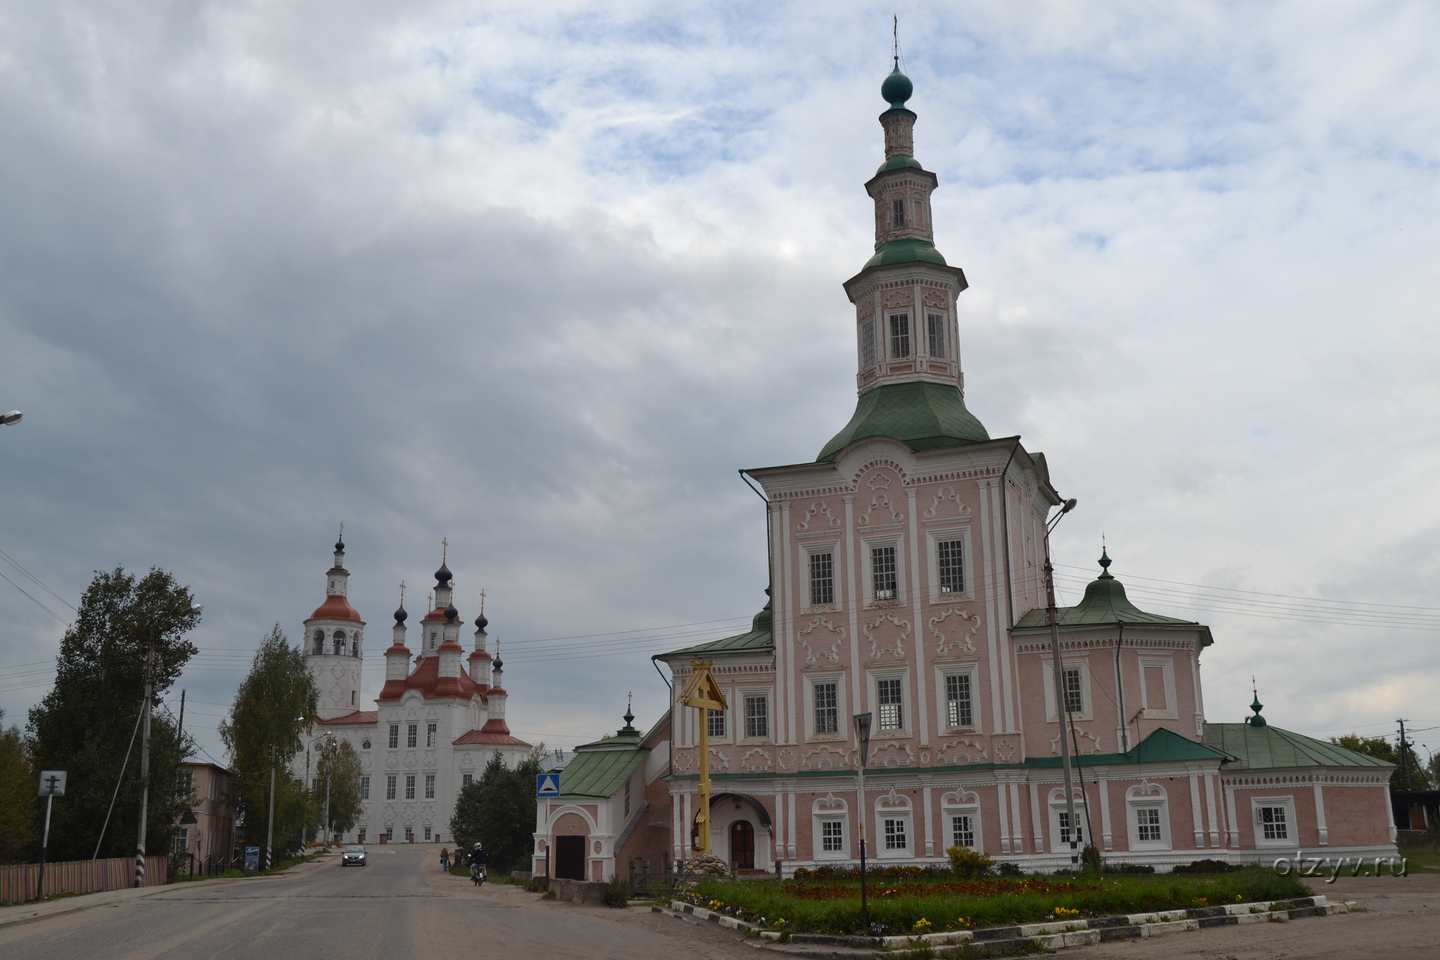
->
left=469, top=843, right=487, bottom=886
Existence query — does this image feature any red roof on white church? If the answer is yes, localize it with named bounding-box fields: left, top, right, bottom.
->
left=307, top=594, right=362, bottom=623
left=377, top=651, right=487, bottom=702
left=453, top=728, right=528, bottom=747
left=315, top=711, right=378, bottom=725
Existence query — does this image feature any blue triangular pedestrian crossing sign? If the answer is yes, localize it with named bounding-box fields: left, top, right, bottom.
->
left=536, top=773, right=561, bottom=797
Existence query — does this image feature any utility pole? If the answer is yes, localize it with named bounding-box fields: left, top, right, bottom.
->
left=133, top=646, right=154, bottom=888
left=266, top=744, right=277, bottom=870
left=1398, top=719, right=1411, bottom=789
left=1043, top=498, right=1080, bottom=865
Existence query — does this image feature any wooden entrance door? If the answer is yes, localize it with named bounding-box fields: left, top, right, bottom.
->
left=729, top=820, right=754, bottom=869
left=555, top=835, right=586, bottom=880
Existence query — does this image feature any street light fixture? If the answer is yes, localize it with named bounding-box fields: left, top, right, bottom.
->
left=1042, top=498, right=1082, bottom=867
left=1, top=411, right=21, bottom=426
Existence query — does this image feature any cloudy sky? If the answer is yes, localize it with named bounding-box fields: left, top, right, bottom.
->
left=3, top=1, right=1439, bottom=767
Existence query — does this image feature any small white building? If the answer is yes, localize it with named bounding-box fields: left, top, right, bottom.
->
left=290, top=538, right=531, bottom=844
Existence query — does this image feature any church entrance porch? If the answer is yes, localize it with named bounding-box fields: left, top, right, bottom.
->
left=555, top=835, right=586, bottom=880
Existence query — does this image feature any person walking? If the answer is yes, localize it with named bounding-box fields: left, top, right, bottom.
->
left=440, top=848, right=450, bottom=872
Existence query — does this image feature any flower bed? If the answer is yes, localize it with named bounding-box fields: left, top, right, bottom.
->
left=675, top=868, right=1309, bottom=936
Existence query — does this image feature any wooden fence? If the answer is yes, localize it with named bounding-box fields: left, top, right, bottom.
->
left=0, top=855, right=167, bottom=904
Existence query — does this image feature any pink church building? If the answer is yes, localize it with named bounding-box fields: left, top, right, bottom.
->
left=532, top=64, right=1397, bottom=881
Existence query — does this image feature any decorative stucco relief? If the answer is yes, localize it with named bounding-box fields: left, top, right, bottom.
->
left=777, top=749, right=795, bottom=771
left=871, top=741, right=917, bottom=767
left=740, top=749, right=772, bottom=773
left=708, top=748, right=730, bottom=773
left=802, top=746, right=851, bottom=771
left=922, top=485, right=972, bottom=520
left=882, top=289, right=914, bottom=310
left=1050, top=731, right=1102, bottom=755
left=864, top=611, right=911, bottom=659
left=858, top=490, right=903, bottom=527
left=993, top=739, right=1018, bottom=763
left=797, top=617, right=845, bottom=665
left=928, top=607, right=981, bottom=656
left=936, top=737, right=989, bottom=764
left=796, top=500, right=841, bottom=533
left=922, top=289, right=949, bottom=310
left=672, top=750, right=693, bottom=774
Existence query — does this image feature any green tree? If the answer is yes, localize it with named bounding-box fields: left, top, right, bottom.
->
left=1330, top=734, right=1428, bottom=791
left=27, top=567, right=200, bottom=862
left=0, top=710, right=38, bottom=863
left=449, top=747, right=545, bottom=874
left=219, top=625, right=317, bottom=860
left=315, top=738, right=363, bottom=841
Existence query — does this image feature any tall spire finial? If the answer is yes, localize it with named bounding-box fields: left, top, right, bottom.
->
left=399, top=580, right=406, bottom=604
left=441, top=537, right=448, bottom=563
left=893, top=14, right=899, bottom=68
left=480, top=588, right=486, bottom=613
left=1248, top=677, right=1267, bottom=726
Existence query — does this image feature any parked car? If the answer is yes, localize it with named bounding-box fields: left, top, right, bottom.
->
left=341, top=845, right=367, bottom=867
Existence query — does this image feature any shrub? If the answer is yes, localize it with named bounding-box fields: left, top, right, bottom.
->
left=602, top=880, right=629, bottom=908
left=994, top=861, right=1023, bottom=877
left=1171, top=859, right=1240, bottom=875
left=1081, top=844, right=1103, bottom=875
left=946, top=846, right=996, bottom=880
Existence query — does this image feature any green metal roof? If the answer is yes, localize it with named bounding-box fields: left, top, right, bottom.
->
left=863, top=237, right=948, bottom=269
left=657, top=600, right=773, bottom=660
left=557, top=745, right=647, bottom=799
left=1014, top=553, right=1198, bottom=629
left=817, top=381, right=990, bottom=462
left=876, top=154, right=925, bottom=174
left=1026, top=727, right=1228, bottom=769
left=1203, top=722, right=1394, bottom=771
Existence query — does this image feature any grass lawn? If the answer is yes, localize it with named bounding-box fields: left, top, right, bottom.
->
left=682, top=868, right=1311, bottom=936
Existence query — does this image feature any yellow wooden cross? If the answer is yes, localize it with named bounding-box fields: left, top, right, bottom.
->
left=678, top=660, right=728, bottom=855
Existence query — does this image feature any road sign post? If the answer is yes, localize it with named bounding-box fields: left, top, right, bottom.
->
left=36, top=771, right=66, bottom=902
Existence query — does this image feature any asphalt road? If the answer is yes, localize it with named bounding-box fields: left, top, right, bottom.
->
left=0, top=845, right=757, bottom=960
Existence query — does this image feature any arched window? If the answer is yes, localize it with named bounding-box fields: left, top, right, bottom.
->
left=351, top=639, right=359, bottom=657
left=334, top=630, right=346, bottom=655
left=313, top=630, right=325, bottom=655
left=1126, top=781, right=1171, bottom=851
left=941, top=790, right=982, bottom=854
left=811, top=794, right=848, bottom=861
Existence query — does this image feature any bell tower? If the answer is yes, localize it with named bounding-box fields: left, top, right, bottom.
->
left=303, top=531, right=365, bottom=719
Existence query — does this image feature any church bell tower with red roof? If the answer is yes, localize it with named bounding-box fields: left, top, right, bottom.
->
left=304, top=532, right=365, bottom=720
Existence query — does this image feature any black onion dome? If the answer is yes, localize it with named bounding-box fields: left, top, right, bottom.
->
left=474, top=612, right=489, bottom=631
left=444, top=603, right=458, bottom=622
left=335, top=536, right=345, bottom=552
left=394, top=604, right=407, bottom=625
left=492, top=656, right=503, bottom=671
left=434, top=562, right=452, bottom=585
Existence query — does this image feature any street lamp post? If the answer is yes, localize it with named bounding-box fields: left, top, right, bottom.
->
left=1042, top=499, right=1081, bottom=866
left=853, top=712, right=872, bottom=933
left=1, top=411, right=21, bottom=426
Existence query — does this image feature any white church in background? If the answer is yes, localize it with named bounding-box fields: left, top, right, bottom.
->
left=291, top=536, right=531, bottom=844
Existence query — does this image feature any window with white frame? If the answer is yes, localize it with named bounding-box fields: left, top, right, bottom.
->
left=461, top=773, right=472, bottom=788
left=423, top=826, right=432, bottom=841
left=1049, top=789, right=1088, bottom=850
left=809, top=551, right=835, bottom=606
left=385, top=775, right=397, bottom=800
left=944, top=672, right=974, bottom=729
left=360, top=776, right=370, bottom=800
left=876, top=796, right=913, bottom=857
left=1043, top=659, right=1093, bottom=722
left=937, top=539, right=964, bottom=594
left=385, top=826, right=394, bottom=841
left=1139, top=657, right=1178, bottom=719
left=404, top=775, right=416, bottom=800
left=877, top=677, right=904, bottom=731
left=743, top=695, right=769, bottom=740
left=707, top=708, right=727, bottom=740
left=1125, top=783, right=1169, bottom=849
left=1251, top=797, right=1296, bottom=846
left=871, top=545, right=898, bottom=601
left=388, top=724, right=399, bottom=749
left=861, top=320, right=876, bottom=369
left=405, top=826, right=414, bottom=842
left=951, top=814, right=976, bottom=849
left=889, top=313, right=911, bottom=359
left=426, top=722, right=437, bottom=748
left=813, top=680, right=839, bottom=735
left=812, top=797, right=849, bottom=860
left=406, top=724, right=418, bottom=749
left=927, top=312, right=947, bottom=358
left=424, top=774, right=435, bottom=799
